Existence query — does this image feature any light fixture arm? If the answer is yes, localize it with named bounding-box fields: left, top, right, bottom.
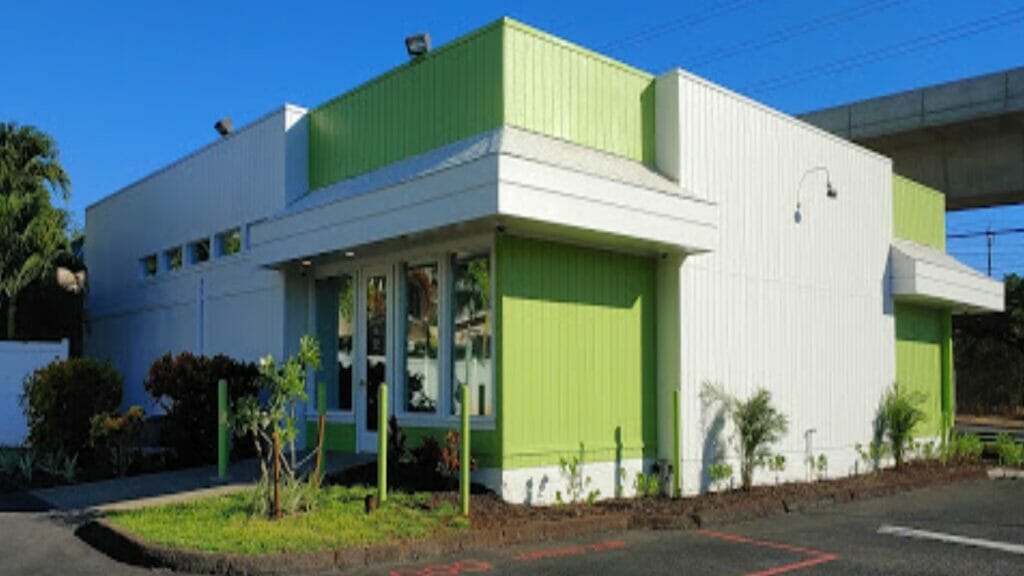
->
left=795, top=166, right=834, bottom=211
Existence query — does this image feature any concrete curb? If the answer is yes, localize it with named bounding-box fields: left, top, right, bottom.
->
left=987, top=467, right=1024, bottom=480
left=78, top=467, right=987, bottom=575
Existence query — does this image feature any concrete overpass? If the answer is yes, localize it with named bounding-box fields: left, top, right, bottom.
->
left=800, top=67, right=1024, bottom=210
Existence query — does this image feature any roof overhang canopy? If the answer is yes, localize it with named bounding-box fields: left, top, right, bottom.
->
left=250, top=127, right=718, bottom=267
left=890, top=238, right=1004, bottom=314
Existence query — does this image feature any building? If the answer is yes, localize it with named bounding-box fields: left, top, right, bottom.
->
left=84, top=18, right=1004, bottom=503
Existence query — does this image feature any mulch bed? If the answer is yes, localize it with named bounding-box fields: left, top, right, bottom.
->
left=78, top=461, right=985, bottom=576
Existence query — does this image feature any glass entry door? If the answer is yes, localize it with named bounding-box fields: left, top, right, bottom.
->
left=356, top=266, right=392, bottom=452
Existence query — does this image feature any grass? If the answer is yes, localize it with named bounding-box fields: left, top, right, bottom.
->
left=105, top=485, right=467, bottom=554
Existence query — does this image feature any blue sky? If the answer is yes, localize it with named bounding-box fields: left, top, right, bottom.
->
left=3, top=0, right=1022, bottom=276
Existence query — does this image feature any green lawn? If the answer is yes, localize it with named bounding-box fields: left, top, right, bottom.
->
left=105, top=486, right=467, bottom=554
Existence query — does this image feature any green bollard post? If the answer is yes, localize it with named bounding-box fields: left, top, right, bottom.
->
left=672, top=388, right=681, bottom=498
left=461, top=383, right=470, bottom=517
left=378, top=383, right=388, bottom=503
left=316, top=381, right=327, bottom=481
left=217, top=379, right=228, bottom=481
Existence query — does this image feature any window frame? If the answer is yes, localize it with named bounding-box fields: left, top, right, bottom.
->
left=309, top=235, right=496, bottom=431
left=188, top=237, right=212, bottom=265
left=215, top=227, right=243, bottom=258
left=139, top=254, right=158, bottom=278
left=163, top=246, right=184, bottom=272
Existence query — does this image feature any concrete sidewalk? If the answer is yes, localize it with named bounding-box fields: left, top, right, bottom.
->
left=27, top=452, right=372, bottom=512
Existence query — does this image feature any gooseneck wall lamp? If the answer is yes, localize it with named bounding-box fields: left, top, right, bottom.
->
left=794, top=166, right=837, bottom=223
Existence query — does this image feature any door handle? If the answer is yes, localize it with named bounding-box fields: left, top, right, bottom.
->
left=360, top=379, right=366, bottom=388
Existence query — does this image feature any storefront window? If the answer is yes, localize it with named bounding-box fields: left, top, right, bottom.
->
left=451, top=254, right=492, bottom=416
left=405, top=263, right=439, bottom=413
left=337, top=275, right=354, bottom=411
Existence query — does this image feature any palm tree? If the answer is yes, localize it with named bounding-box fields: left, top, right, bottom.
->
left=0, top=123, right=71, bottom=338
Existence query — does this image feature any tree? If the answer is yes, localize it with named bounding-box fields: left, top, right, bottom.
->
left=880, top=384, right=925, bottom=470
left=702, top=383, right=789, bottom=491
left=954, top=274, right=1023, bottom=417
left=0, top=123, right=71, bottom=339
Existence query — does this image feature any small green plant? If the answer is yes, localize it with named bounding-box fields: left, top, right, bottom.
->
left=708, top=462, right=733, bottom=492
left=880, top=384, right=926, bottom=470
left=942, top=432, right=984, bottom=464
left=919, top=440, right=936, bottom=461
left=702, top=384, right=789, bottom=490
left=815, top=453, right=828, bottom=480
left=855, top=441, right=890, bottom=474
left=633, top=471, right=660, bottom=498
left=768, top=454, right=786, bottom=484
left=555, top=445, right=599, bottom=504
left=994, top=433, right=1023, bottom=468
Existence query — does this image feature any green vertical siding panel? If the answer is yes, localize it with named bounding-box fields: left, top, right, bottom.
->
left=308, top=421, right=357, bottom=452
left=503, top=21, right=656, bottom=165
left=309, top=18, right=658, bottom=191
left=496, top=236, right=657, bottom=469
left=893, top=175, right=946, bottom=249
left=308, top=22, right=505, bottom=190
left=894, top=303, right=947, bottom=437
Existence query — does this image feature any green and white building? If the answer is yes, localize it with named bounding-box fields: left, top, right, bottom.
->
left=85, top=18, right=1003, bottom=503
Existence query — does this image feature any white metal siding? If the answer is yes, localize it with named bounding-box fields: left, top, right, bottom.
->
left=84, top=108, right=304, bottom=409
left=0, top=340, right=69, bottom=444
left=657, top=70, right=896, bottom=493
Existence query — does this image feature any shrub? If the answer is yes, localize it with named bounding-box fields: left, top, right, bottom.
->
left=943, top=431, right=983, bottom=463
left=880, top=385, right=926, bottom=470
left=90, top=406, right=146, bottom=476
left=633, top=471, right=660, bottom=498
left=708, top=462, right=733, bottom=492
left=21, top=358, right=123, bottom=458
left=994, top=433, right=1023, bottom=468
left=702, top=384, right=789, bottom=490
left=145, top=352, right=259, bottom=465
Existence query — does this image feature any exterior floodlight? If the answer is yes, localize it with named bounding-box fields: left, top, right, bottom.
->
left=826, top=180, right=838, bottom=199
left=214, top=117, right=233, bottom=138
left=405, top=33, right=431, bottom=57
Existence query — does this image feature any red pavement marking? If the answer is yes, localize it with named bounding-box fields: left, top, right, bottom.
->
left=388, top=559, right=493, bottom=575
left=697, top=529, right=840, bottom=576
left=513, top=540, right=628, bottom=562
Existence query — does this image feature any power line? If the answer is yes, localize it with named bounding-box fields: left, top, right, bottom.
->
left=598, top=0, right=766, bottom=53
left=948, top=226, right=1024, bottom=240
left=683, top=0, right=914, bottom=68
left=742, top=6, right=1024, bottom=94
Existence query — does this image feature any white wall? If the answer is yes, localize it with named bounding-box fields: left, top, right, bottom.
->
left=85, top=106, right=307, bottom=410
left=657, top=70, right=896, bottom=494
left=0, top=340, right=68, bottom=445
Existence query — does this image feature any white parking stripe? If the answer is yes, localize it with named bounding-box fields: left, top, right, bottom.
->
left=878, top=524, right=1024, bottom=556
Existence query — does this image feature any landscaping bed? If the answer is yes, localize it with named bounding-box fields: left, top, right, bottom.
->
left=79, top=461, right=985, bottom=575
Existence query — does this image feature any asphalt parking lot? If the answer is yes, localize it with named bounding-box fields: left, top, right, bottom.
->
left=0, top=478, right=1021, bottom=575
left=360, top=479, right=1024, bottom=576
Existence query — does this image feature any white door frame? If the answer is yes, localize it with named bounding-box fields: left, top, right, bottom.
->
left=355, top=264, right=395, bottom=453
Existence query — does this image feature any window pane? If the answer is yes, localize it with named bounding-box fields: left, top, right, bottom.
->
left=190, top=238, right=210, bottom=263
left=217, top=228, right=242, bottom=256
left=451, top=254, right=492, bottom=416
left=168, top=247, right=183, bottom=270
left=405, top=263, right=439, bottom=413
left=366, top=274, right=387, bottom=432
left=337, top=275, right=354, bottom=411
left=141, top=255, right=157, bottom=277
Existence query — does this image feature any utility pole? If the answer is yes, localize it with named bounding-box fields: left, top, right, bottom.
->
left=986, top=229, right=995, bottom=277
